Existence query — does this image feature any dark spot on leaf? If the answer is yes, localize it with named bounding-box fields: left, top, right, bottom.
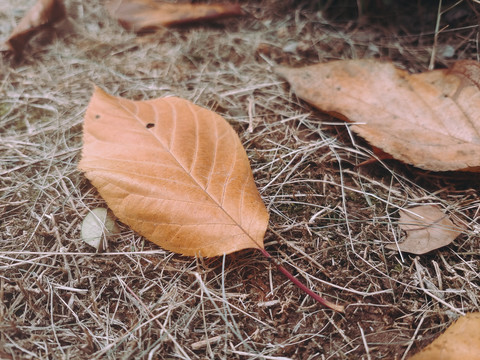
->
left=146, top=123, right=155, bottom=129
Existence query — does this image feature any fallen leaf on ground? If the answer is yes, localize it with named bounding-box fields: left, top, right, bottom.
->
left=79, top=87, right=344, bottom=312
left=409, top=312, right=480, bottom=360
left=105, top=0, right=243, bottom=32
left=386, top=205, right=464, bottom=254
left=1, top=0, right=66, bottom=57
left=276, top=59, right=480, bottom=172
left=81, top=207, right=119, bottom=252
left=79, top=87, right=269, bottom=257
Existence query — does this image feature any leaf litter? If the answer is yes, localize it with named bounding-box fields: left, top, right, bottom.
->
left=1, top=0, right=480, bottom=359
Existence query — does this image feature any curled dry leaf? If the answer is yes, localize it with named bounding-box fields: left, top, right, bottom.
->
left=386, top=205, right=464, bottom=255
left=79, top=87, right=269, bottom=257
left=81, top=207, right=119, bottom=252
left=106, top=0, right=243, bottom=32
left=1, top=0, right=66, bottom=56
left=409, top=312, right=480, bottom=360
left=276, top=59, right=480, bottom=172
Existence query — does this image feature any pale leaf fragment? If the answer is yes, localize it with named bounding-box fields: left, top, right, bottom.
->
left=81, top=207, right=119, bottom=252
left=276, top=59, right=480, bottom=172
left=409, top=312, right=480, bottom=360
left=386, top=205, right=464, bottom=254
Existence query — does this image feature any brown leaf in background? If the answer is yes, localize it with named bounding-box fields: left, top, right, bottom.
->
left=106, top=0, right=243, bottom=32
left=276, top=59, right=480, bottom=172
left=409, top=312, right=480, bottom=360
left=79, top=87, right=269, bottom=257
left=386, top=205, right=464, bottom=254
left=1, top=0, right=66, bottom=56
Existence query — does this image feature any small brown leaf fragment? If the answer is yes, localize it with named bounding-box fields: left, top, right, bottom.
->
left=386, top=205, right=464, bottom=255
left=79, top=87, right=269, bottom=257
left=105, top=0, right=243, bottom=32
left=409, top=312, right=480, bottom=360
left=276, top=59, right=480, bottom=172
left=2, top=0, right=66, bottom=57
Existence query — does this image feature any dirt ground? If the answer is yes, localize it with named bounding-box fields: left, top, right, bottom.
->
left=1, top=0, right=480, bottom=359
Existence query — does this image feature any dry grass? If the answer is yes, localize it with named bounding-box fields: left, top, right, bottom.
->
left=1, top=0, right=480, bottom=359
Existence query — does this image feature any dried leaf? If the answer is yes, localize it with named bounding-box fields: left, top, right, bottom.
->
left=78, top=87, right=269, bottom=257
left=81, top=208, right=119, bottom=252
left=386, top=205, right=464, bottom=254
left=1, top=0, right=66, bottom=56
left=409, top=312, right=480, bottom=360
left=106, top=0, right=243, bottom=32
left=276, top=59, right=480, bottom=172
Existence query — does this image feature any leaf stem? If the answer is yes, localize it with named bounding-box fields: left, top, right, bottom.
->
left=258, top=248, right=345, bottom=313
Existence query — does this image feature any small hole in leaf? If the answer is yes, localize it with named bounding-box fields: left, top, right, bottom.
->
left=146, top=123, right=155, bottom=129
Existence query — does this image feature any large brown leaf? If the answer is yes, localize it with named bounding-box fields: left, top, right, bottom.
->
left=1, top=0, right=66, bottom=57
left=79, top=87, right=269, bottom=257
left=106, top=0, right=243, bottom=32
left=276, top=59, right=480, bottom=172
